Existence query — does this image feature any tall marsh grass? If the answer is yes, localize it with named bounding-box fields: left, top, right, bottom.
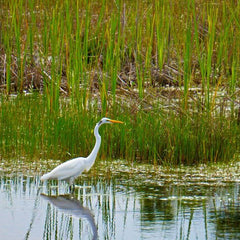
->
left=0, top=94, right=239, bottom=165
left=0, top=0, right=240, bottom=165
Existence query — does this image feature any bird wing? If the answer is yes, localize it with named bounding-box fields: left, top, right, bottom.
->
left=46, top=157, right=86, bottom=181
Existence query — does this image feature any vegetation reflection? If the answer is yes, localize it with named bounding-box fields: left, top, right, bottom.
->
left=41, top=194, right=97, bottom=240
left=0, top=173, right=240, bottom=239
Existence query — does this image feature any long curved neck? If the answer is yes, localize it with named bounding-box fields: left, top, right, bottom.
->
left=87, top=123, right=102, bottom=169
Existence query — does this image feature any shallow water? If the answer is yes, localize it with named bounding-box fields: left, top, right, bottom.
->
left=0, top=162, right=240, bottom=240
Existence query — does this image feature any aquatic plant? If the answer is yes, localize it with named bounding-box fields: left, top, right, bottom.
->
left=0, top=0, right=239, bottom=165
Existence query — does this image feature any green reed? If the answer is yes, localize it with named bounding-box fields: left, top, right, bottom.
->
left=2, top=0, right=240, bottom=94
left=0, top=0, right=240, bottom=165
left=0, top=94, right=239, bottom=165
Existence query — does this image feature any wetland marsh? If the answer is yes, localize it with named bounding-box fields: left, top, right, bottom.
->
left=1, top=1, right=240, bottom=239
left=0, top=0, right=240, bottom=164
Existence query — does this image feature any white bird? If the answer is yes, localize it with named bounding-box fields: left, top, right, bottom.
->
left=40, top=117, right=123, bottom=191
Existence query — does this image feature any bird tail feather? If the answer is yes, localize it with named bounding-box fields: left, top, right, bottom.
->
left=40, top=173, right=52, bottom=181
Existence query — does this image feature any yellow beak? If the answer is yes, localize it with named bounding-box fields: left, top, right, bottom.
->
left=109, top=119, right=124, bottom=124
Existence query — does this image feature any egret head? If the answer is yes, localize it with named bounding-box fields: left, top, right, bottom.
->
left=98, top=117, right=123, bottom=127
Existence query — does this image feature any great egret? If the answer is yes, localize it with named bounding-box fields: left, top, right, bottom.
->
left=40, top=117, right=123, bottom=191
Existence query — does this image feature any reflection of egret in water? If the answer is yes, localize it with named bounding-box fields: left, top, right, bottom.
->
left=41, top=194, right=98, bottom=240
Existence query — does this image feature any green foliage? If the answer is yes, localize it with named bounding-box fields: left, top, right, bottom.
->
left=0, top=95, right=239, bottom=165
left=0, top=0, right=239, bottom=165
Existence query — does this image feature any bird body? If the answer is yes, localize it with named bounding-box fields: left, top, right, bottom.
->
left=40, top=117, right=123, bottom=189
left=41, top=157, right=87, bottom=183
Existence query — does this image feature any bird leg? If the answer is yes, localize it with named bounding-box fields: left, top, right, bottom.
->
left=69, top=184, right=75, bottom=193
left=69, top=178, right=75, bottom=193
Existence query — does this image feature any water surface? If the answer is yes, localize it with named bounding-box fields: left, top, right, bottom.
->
left=0, top=161, right=240, bottom=240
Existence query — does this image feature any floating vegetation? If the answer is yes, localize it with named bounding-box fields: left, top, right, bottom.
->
left=1, top=158, right=240, bottom=189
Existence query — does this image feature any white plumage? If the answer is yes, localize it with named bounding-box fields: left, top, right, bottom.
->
left=41, top=157, right=86, bottom=183
left=40, top=117, right=123, bottom=190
